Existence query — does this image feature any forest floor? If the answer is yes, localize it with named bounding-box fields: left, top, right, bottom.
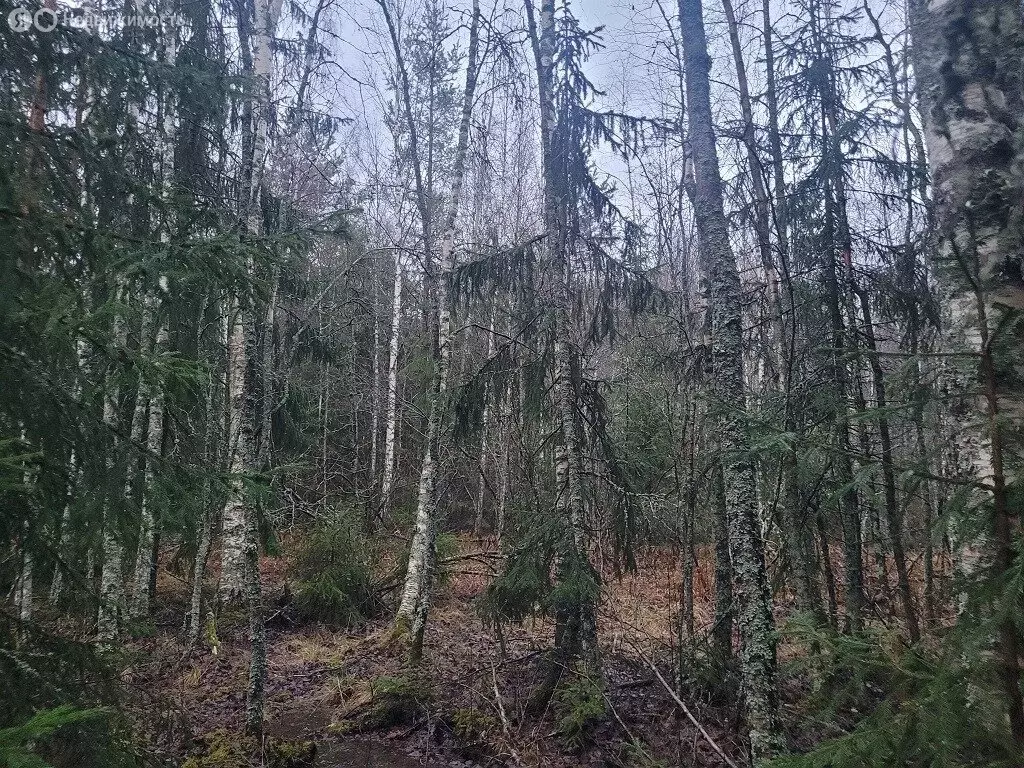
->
left=126, top=536, right=867, bottom=768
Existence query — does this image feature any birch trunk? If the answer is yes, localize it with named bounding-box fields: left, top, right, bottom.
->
left=390, top=0, right=480, bottom=660
left=97, top=288, right=131, bottom=644
left=219, top=294, right=249, bottom=604
left=130, top=309, right=168, bottom=621
left=14, top=550, right=32, bottom=625
left=15, top=433, right=33, bottom=624
left=678, top=0, right=783, bottom=758
left=909, top=0, right=1024, bottom=744
left=128, top=12, right=177, bottom=621
left=378, top=258, right=403, bottom=526
left=473, top=309, right=497, bottom=536
left=219, top=0, right=282, bottom=613
left=369, top=278, right=381, bottom=504
left=239, top=0, right=281, bottom=735
left=258, top=269, right=279, bottom=472
left=187, top=301, right=224, bottom=648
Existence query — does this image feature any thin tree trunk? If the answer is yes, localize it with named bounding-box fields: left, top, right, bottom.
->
left=219, top=294, right=250, bottom=605
left=238, top=0, right=281, bottom=737
left=473, top=308, right=497, bottom=536
left=15, top=433, right=33, bottom=625
left=14, top=549, right=32, bottom=625
left=378, top=258, right=403, bottom=527
left=50, top=338, right=87, bottom=605
left=187, top=298, right=225, bottom=648
left=130, top=308, right=168, bottom=621
left=258, top=268, right=279, bottom=472
left=856, top=287, right=919, bottom=642
left=391, top=0, right=480, bottom=661
left=97, top=287, right=133, bottom=644
left=748, top=0, right=821, bottom=621
left=369, top=274, right=381, bottom=506
left=817, top=510, right=839, bottom=629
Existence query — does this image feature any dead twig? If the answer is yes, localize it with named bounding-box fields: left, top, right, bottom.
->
left=632, top=643, right=740, bottom=768
left=491, top=660, right=523, bottom=766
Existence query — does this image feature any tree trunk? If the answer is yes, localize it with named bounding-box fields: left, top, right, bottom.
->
left=856, top=287, right=920, bottom=642
left=909, top=0, right=1024, bottom=743
left=130, top=307, right=167, bottom=622
left=391, top=0, right=479, bottom=661
left=378, top=258, right=403, bottom=526
left=187, top=298, right=225, bottom=648
left=473, top=309, right=497, bottom=536
left=219, top=294, right=250, bottom=605
left=711, top=463, right=733, bottom=664
left=97, top=289, right=132, bottom=644
left=678, top=0, right=784, bottom=758
left=524, top=0, right=601, bottom=695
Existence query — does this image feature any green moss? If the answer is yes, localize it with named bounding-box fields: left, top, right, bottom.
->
left=331, top=674, right=432, bottom=733
left=619, top=739, right=669, bottom=768
left=326, top=720, right=357, bottom=736
left=449, top=708, right=498, bottom=759
left=266, top=738, right=316, bottom=767
left=363, top=675, right=430, bottom=728
left=181, top=729, right=251, bottom=768
left=203, top=612, right=221, bottom=656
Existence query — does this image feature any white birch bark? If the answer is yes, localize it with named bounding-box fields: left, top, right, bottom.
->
left=909, top=0, right=1024, bottom=743
left=128, top=11, right=177, bottom=621
left=473, top=308, right=497, bottom=536
left=219, top=0, right=282, bottom=609
left=369, top=282, right=381, bottom=497
left=219, top=294, right=249, bottom=604
left=378, top=258, right=403, bottom=526
left=187, top=298, right=224, bottom=648
left=241, top=0, right=281, bottom=735
left=129, top=309, right=168, bottom=620
left=14, top=427, right=34, bottom=625
left=258, top=270, right=278, bottom=471
left=389, top=0, right=480, bottom=659
left=14, top=553, right=32, bottom=624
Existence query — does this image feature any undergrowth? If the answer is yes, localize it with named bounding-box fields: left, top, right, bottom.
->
left=289, top=510, right=380, bottom=627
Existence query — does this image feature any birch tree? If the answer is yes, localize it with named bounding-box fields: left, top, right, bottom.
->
left=909, top=0, right=1024, bottom=746
left=384, top=0, right=481, bottom=660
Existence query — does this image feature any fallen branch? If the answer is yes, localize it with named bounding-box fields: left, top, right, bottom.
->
left=491, top=661, right=523, bottom=766
left=633, top=644, right=739, bottom=768
left=616, top=677, right=655, bottom=690
left=438, top=550, right=503, bottom=564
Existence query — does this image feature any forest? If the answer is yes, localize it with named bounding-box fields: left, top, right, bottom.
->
left=1, top=0, right=1023, bottom=764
